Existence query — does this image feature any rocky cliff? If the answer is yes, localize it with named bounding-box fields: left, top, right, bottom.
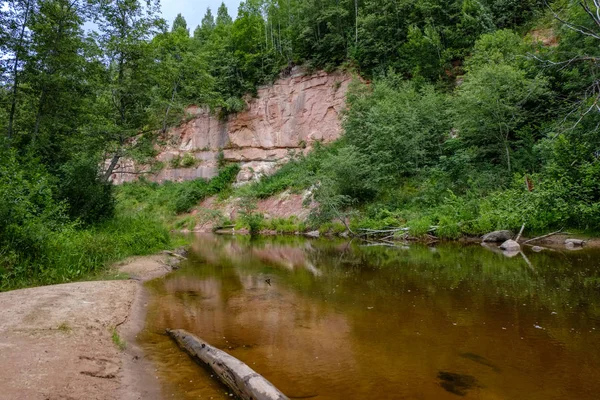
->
left=110, top=70, right=352, bottom=185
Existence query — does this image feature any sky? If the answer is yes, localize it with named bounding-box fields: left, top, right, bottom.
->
left=161, top=0, right=243, bottom=30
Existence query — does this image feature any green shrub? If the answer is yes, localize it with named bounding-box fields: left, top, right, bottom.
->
left=238, top=197, right=264, bottom=236
left=57, top=156, right=115, bottom=226
left=170, top=156, right=181, bottom=168
left=180, top=153, right=197, bottom=168
left=408, top=216, right=434, bottom=237
left=265, top=217, right=302, bottom=234
left=173, top=180, right=209, bottom=214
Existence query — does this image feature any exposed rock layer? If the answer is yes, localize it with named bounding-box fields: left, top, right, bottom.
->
left=110, top=70, right=352, bottom=185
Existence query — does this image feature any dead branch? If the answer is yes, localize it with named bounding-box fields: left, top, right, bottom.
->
left=523, top=229, right=563, bottom=244
left=515, top=224, right=526, bottom=242
left=161, top=250, right=187, bottom=260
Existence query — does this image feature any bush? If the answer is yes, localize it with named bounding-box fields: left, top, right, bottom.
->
left=238, top=197, right=264, bottom=236
left=344, top=77, right=450, bottom=187
left=180, top=153, right=197, bottom=168
left=0, top=151, right=66, bottom=269
left=2, top=213, right=171, bottom=290
left=0, top=150, right=172, bottom=290
left=173, top=180, right=209, bottom=214
left=57, top=156, right=115, bottom=225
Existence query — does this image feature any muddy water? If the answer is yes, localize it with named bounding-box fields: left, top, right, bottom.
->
left=140, top=235, right=600, bottom=399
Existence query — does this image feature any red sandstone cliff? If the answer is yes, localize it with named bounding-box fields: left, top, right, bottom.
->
left=110, top=69, right=352, bottom=185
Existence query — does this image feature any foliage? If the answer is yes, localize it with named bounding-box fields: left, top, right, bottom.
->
left=453, top=62, right=550, bottom=172
left=238, top=197, right=264, bottom=236
left=2, top=0, right=600, bottom=289
left=57, top=156, right=115, bottom=225
left=344, top=77, right=450, bottom=188
left=118, top=164, right=240, bottom=216
left=0, top=156, right=171, bottom=290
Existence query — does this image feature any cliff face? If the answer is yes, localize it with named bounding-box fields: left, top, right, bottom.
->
left=110, top=70, right=352, bottom=185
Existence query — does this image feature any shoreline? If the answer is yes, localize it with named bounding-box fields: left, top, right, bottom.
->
left=0, top=253, right=179, bottom=400
left=191, top=228, right=600, bottom=251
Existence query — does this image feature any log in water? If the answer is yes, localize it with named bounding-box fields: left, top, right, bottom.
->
left=166, top=329, right=289, bottom=400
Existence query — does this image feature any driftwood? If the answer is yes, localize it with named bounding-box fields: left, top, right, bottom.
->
left=358, top=227, right=410, bottom=236
left=523, top=229, right=563, bottom=244
left=515, top=224, right=526, bottom=242
left=161, top=250, right=187, bottom=260
left=167, top=329, right=289, bottom=400
left=213, top=224, right=235, bottom=231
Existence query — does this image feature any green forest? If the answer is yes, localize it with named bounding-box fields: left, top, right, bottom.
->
left=1, top=0, right=600, bottom=289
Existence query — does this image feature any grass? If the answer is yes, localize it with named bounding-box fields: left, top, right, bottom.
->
left=111, top=328, right=127, bottom=351
left=118, top=164, right=240, bottom=217
left=0, top=212, right=173, bottom=291
left=57, top=322, right=72, bottom=333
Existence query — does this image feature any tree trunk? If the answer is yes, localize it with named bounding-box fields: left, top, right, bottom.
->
left=167, top=329, right=289, bottom=400
left=7, top=0, right=32, bottom=139
left=162, top=79, right=180, bottom=134
left=355, top=0, right=358, bottom=45
left=103, top=152, right=121, bottom=182
left=505, top=142, right=512, bottom=173
left=32, top=88, right=47, bottom=144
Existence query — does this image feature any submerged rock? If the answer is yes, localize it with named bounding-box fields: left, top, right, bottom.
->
left=438, top=371, right=482, bottom=396
left=500, top=239, right=521, bottom=252
left=482, top=230, right=513, bottom=243
left=460, top=353, right=501, bottom=373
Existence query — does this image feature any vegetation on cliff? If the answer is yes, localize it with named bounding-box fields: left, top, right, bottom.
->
left=237, top=2, right=600, bottom=237
left=1, top=0, right=599, bottom=287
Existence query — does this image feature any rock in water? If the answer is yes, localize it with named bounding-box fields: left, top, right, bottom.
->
left=438, top=371, right=482, bottom=396
left=500, top=239, right=521, bottom=252
left=482, top=230, right=513, bottom=243
left=565, top=239, right=585, bottom=247
left=305, top=231, right=320, bottom=238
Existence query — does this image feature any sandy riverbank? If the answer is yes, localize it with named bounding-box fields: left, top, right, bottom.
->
left=0, top=254, right=178, bottom=400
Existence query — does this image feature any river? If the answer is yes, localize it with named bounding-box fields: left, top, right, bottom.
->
left=138, top=234, right=600, bottom=399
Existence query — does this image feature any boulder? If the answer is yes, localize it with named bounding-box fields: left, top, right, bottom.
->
left=500, top=239, right=521, bottom=252
left=565, top=239, right=585, bottom=247
left=482, top=230, right=513, bottom=243
left=305, top=230, right=320, bottom=238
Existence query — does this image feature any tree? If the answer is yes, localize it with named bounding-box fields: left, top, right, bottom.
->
left=484, top=0, right=544, bottom=29
left=344, top=77, right=450, bottom=187
left=201, top=7, right=215, bottom=30
left=93, top=0, right=163, bottom=181
left=172, top=13, right=188, bottom=33
left=194, top=7, right=215, bottom=42
left=453, top=63, right=549, bottom=173
left=2, top=0, right=35, bottom=139
left=150, top=18, right=215, bottom=135
left=216, top=2, right=233, bottom=26
left=26, top=0, right=91, bottom=154
left=542, top=1, right=600, bottom=131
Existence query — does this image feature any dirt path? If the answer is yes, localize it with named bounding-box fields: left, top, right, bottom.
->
left=0, top=254, right=177, bottom=400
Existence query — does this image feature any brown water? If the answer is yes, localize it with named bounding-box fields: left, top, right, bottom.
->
left=140, top=235, right=600, bottom=399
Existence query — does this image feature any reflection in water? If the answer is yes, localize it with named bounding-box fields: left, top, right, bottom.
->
left=140, top=235, right=600, bottom=399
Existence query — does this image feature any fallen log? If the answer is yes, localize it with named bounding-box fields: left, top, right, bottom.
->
left=161, top=250, right=187, bottom=260
left=523, top=229, right=563, bottom=245
left=166, top=329, right=289, bottom=400
left=515, top=224, right=526, bottom=242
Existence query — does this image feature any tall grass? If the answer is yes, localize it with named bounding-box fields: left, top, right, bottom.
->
left=1, top=213, right=171, bottom=291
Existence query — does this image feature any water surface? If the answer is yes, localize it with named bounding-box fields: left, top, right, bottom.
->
left=140, top=235, right=600, bottom=399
